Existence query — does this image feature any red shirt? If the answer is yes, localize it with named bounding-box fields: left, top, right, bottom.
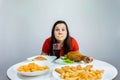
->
left=42, top=37, right=79, bottom=56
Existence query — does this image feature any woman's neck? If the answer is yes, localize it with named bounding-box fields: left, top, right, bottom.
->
left=57, top=40, right=63, bottom=44
left=57, top=40, right=64, bottom=47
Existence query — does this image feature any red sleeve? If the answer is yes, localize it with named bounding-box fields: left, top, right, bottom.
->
left=42, top=38, right=51, bottom=55
left=71, top=37, right=79, bottom=51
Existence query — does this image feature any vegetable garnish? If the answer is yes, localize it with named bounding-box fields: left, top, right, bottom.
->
left=61, top=57, right=74, bottom=64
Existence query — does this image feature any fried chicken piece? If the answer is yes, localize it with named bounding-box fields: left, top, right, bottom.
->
left=66, top=51, right=93, bottom=63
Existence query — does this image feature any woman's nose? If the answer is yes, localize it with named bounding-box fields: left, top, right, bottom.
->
left=59, top=30, right=62, bottom=34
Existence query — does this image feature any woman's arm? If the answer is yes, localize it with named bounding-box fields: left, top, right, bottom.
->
left=41, top=38, right=51, bottom=55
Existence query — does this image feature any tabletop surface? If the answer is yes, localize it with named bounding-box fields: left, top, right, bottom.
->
left=7, top=55, right=118, bottom=80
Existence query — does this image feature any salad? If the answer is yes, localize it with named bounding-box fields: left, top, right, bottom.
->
left=61, top=57, right=74, bottom=64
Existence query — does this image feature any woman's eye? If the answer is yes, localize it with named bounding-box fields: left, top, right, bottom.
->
left=55, top=29, right=59, bottom=31
left=62, top=29, right=65, bottom=31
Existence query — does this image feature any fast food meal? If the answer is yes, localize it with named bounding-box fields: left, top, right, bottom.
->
left=34, top=56, right=47, bottom=61
left=17, top=62, right=49, bottom=72
left=67, top=51, right=93, bottom=63
left=55, top=65, right=104, bottom=80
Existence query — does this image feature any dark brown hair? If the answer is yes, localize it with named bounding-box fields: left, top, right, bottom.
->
left=49, top=20, right=71, bottom=55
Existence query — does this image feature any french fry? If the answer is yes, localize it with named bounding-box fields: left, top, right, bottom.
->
left=17, top=62, right=49, bottom=72
left=55, top=65, right=104, bottom=80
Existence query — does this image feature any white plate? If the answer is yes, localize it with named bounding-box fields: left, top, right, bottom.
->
left=27, top=55, right=56, bottom=62
left=14, top=61, right=50, bottom=76
left=7, top=61, right=53, bottom=80
left=52, top=59, right=118, bottom=80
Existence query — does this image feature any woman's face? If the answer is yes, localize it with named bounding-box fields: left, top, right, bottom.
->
left=54, top=23, right=67, bottom=42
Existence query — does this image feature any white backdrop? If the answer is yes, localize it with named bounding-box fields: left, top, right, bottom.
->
left=0, top=0, right=120, bottom=80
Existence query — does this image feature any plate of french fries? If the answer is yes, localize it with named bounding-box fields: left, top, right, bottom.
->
left=14, top=61, right=50, bottom=76
left=53, top=64, right=104, bottom=80
left=53, top=61, right=118, bottom=80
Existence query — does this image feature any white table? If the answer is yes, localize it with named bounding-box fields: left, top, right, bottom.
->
left=7, top=56, right=118, bottom=80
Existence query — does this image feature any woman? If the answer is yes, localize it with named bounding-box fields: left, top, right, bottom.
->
left=41, top=20, right=79, bottom=56
left=41, top=20, right=93, bottom=63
